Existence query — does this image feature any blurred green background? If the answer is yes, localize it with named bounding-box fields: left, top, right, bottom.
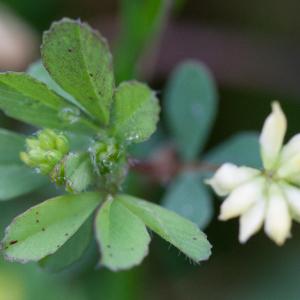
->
left=1, top=0, right=300, bottom=299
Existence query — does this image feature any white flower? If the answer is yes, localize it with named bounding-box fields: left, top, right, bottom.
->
left=207, top=102, right=300, bottom=245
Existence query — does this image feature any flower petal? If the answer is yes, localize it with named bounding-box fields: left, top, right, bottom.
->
left=277, top=152, right=300, bottom=180
left=259, top=102, right=286, bottom=170
left=219, top=178, right=264, bottom=221
left=239, top=199, right=266, bottom=243
left=264, top=184, right=291, bottom=245
left=282, top=183, right=300, bottom=221
left=280, top=133, right=300, bottom=163
left=206, top=163, right=259, bottom=196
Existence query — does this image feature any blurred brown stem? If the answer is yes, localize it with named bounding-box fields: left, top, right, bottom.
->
left=128, top=151, right=218, bottom=184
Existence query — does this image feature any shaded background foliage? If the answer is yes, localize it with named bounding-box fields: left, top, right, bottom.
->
left=0, top=0, right=300, bottom=299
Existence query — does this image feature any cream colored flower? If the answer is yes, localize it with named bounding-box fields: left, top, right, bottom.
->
left=207, top=102, right=300, bottom=245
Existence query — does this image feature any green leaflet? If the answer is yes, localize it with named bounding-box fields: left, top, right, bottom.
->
left=162, top=172, right=213, bottom=229
left=41, top=18, right=114, bottom=125
left=95, top=197, right=150, bottom=271
left=0, top=128, right=46, bottom=200
left=204, top=132, right=261, bottom=168
left=27, top=60, right=80, bottom=108
left=1, top=192, right=102, bottom=262
left=119, top=195, right=212, bottom=263
left=0, top=73, right=98, bottom=134
left=0, top=165, right=46, bottom=201
left=64, top=153, right=95, bottom=193
left=114, top=0, right=169, bottom=82
left=164, top=61, right=218, bottom=160
left=39, top=216, right=93, bottom=272
left=0, top=128, right=25, bottom=163
left=110, top=81, right=160, bottom=144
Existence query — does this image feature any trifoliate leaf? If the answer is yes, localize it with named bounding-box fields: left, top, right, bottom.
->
left=119, top=194, right=212, bottom=263
left=0, top=73, right=98, bottom=134
left=1, top=192, right=102, bottom=262
left=41, top=18, right=114, bottom=125
left=95, top=197, right=150, bottom=271
left=164, top=61, right=218, bottom=160
left=110, top=81, right=160, bottom=144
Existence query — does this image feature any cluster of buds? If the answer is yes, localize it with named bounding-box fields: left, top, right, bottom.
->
left=89, top=138, right=125, bottom=176
left=89, top=138, right=127, bottom=191
left=208, top=102, right=300, bottom=245
left=20, top=129, right=69, bottom=175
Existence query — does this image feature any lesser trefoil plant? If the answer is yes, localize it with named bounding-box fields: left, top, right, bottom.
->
left=0, top=18, right=211, bottom=271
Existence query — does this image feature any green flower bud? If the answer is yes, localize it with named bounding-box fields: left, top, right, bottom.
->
left=89, top=138, right=128, bottom=193
left=55, top=135, right=69, bottom=153
left=90, top=138, right=125, bottom=176
left=20, top=129, right=70, bottom=175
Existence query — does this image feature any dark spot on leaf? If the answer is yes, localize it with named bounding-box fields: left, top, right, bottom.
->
left=68, top=48, right=73, bottom=53
left=65, top=233, right=69, bottom=237
left=57, top=245, right=60, bottom=248
left=107, top=244, right=111, bottom=248
left=193, top=237, right=197, bottom=240
left=36, top=220, right=40, bottom=223
left=9, top=240, right=18, bottom=245
left=42, top=228, right=46, bottom=232
left=89, top=73, right=93, bottom=77
left=35, top=211, right=39, bottom=215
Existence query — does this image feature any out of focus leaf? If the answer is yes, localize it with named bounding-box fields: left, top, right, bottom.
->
left=0, top=165, right=46, bottom=201
left=164, top=61, right=218, bottom=161
left=0, top=258, right=85, bottom=300
left=204, top=132, right=261, bottom=168
left=41, top=18, right=114, bottom=125
left=114, top=0, right=169, bottom=82
left=110, top=81, right=160, bottom=144
left=39, top=216, right=93, bottom=272
left=0, top=128, right=46, bottom=200
left=128, top=128, right=165, bottom=159
left=162, top=172, right=213, bottom=229
left=1, top=192, right=102, bottom=262
left=90, top=268, right=143, bottom=300
left=0, top=128, right=25, bottom=163
left=119, top=194, right=212, bottom=262
left=0, top=73, right=98, bottom=134
left=95, top=197, right=150, bottom=271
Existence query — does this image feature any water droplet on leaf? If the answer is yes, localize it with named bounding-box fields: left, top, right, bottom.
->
left=59, top=107, right=80, bottom=124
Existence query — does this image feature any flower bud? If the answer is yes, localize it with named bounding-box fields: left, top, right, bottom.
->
left=219, top=178, right=264, bottom=220
left=20, top=129, right=69, bottom=175
left=260, top=102, right=286, bottom=170
left=264, top=184, right=291, bottom=245
left=206, top=163, right=259, bottom=196
left=89, top=138, right=125, bottom=176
